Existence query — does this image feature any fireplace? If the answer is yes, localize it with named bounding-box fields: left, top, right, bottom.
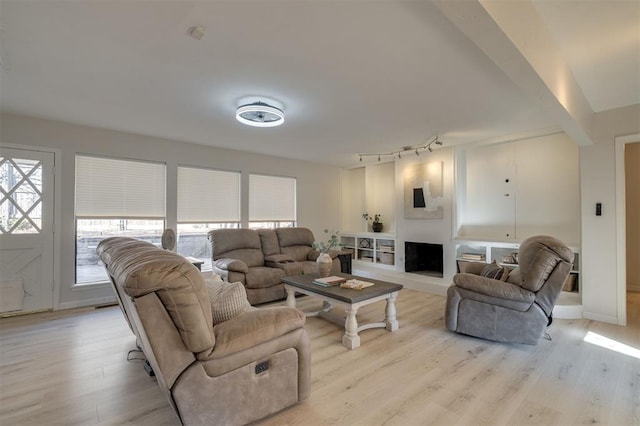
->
left=405, top=242, right=443, bottom=277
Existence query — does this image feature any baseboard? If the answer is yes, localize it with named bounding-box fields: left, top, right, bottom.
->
left=582, top=311, right=618, bottom=325
left=57, top=295, right=117, bottom=311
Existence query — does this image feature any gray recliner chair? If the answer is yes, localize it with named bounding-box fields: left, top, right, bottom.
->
left=445, top=235, right=574, bottom=345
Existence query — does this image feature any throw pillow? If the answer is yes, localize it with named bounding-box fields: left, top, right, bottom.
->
left=205, top=280, right=251, bottom=324
left=480, top=261, right=508, bottom=281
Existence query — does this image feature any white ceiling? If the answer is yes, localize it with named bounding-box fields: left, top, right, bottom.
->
left=1, top=1, right=638, bottom=167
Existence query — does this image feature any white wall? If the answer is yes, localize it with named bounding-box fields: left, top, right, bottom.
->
left=581, top=104, right=640, bottom=323
left=1, top=113, right=342, bottom=309
left=626, top=142, right=640, bottom=292
left=395, top=147, right=456, bottom=281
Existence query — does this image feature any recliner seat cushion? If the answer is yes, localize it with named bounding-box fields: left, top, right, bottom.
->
left=244, top=267, right=286, bottom=289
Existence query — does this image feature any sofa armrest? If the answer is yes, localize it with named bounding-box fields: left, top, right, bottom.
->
left=202, top=307, right=306, bottom=360
left=453, top=273, right=535, bottom=304
left=214, top=258, right=249, bottom=274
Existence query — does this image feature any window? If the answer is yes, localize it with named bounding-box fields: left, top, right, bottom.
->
left=176, top=166, right=241, bottom=269
left=75, top=155, right=165, bottom=284
left=248, top=174, right=296, bottom=228
left=0, top=157, right=43, bottom=234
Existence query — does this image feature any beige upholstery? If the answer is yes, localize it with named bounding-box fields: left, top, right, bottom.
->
left=445, top=235, right=574, bottom=345
left=209, top=227, right=341, bottom=305
left=97, top=237, right=311, bottom=425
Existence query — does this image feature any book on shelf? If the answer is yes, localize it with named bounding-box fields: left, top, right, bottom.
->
left=460, top=253, right=486, bottom=261
left=312, top=276, right=347, bottom=287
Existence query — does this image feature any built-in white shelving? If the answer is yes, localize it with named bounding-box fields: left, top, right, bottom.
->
left=340, top=233, right=396, bottom=267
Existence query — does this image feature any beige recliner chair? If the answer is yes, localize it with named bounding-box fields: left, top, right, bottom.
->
left=97, top=237, right=311, bottom=425
left=445, top=235, right=574, bottom=345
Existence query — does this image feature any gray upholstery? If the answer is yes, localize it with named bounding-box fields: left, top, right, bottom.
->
left=97, top=237, right=311, bottom=425
left=208, top=227, right=341, bottom=305
left=445, top=235, right=574, bottom=345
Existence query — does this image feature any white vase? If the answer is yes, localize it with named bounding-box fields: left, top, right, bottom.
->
left=317, top=253, right=332, bottom=277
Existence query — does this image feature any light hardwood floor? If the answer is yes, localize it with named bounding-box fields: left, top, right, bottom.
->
left=1, top=291, right=638, bottom=425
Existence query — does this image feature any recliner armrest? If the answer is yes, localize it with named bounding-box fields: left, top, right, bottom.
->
left=453, top=273, right=535, bottom=304
left=203, top=307, right=306, bottom=360
left=214, top=258, right=249, bottom=274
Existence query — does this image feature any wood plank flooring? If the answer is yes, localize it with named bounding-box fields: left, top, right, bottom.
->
left=1, top=291, right=638, bottom=425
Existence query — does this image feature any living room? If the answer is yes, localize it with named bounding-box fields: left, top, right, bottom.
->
left=1, top=1, right=639, bottom=424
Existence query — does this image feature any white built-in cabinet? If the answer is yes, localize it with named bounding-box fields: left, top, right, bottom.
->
left=340, top=233, right=396, bottom=267
left=456, top=133, right=580, bottom=245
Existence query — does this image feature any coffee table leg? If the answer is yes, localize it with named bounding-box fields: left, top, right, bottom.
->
left=384, top=291, right=399, bottom=331
left=342, top=308, right=361, bottom=349
left=285, top=286, right=296, bottom=308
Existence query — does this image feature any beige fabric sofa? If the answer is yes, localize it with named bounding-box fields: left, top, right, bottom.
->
left=208, top=227, right=341, bottom=305
left=97, top=237, right=311, bottom=425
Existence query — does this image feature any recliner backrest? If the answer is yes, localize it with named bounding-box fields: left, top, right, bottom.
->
left=518, top=235, right=574, bottom=317
left=518, top=235, right=574, bottom=292
left=208, top=228, right=265, bottom=267
left=275, top=228, right=316, bottom=261
left=98, top=237, right=215, bottom=353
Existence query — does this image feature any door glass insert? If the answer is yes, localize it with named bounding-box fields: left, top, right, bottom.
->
left=0, top=157, right=43, bottom=234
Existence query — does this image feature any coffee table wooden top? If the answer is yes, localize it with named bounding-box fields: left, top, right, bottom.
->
left=282, top=273, right=403, bottom=304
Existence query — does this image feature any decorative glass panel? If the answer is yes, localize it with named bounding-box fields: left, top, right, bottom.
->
left=0, top=157, right=43, bottom=234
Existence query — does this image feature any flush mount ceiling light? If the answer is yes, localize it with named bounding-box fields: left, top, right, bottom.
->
left=236, top=102, right=285, bottom=127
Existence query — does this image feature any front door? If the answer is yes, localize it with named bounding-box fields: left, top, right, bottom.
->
left=0, top=147, right=55, bottom=314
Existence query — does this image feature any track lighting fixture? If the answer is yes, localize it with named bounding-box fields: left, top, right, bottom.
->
left=357, top=135, right=442, bottom=162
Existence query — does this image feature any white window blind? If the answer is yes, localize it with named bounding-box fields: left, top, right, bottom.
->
left=177, top=166, right=240, bottom=222
left=75, top=155, right=165, bottom=218
left=249, top=174, right=296, bottom=221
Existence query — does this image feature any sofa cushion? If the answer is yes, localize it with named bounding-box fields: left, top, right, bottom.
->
left=275, top=228, right=315, bottom=247
left=264, top=254, right=294, bottom=263
left=206, top=280, right=252, bottom=324
left=209, top=229, right=264, bottom=267
left=258, top=229, right=281, bottom=256
left=244, top=267, right=286, bottom=289
left=276, top=228, right=316, bottom=262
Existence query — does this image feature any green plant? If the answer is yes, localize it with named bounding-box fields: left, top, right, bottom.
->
left=312, top=229, right=342, bottom=253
